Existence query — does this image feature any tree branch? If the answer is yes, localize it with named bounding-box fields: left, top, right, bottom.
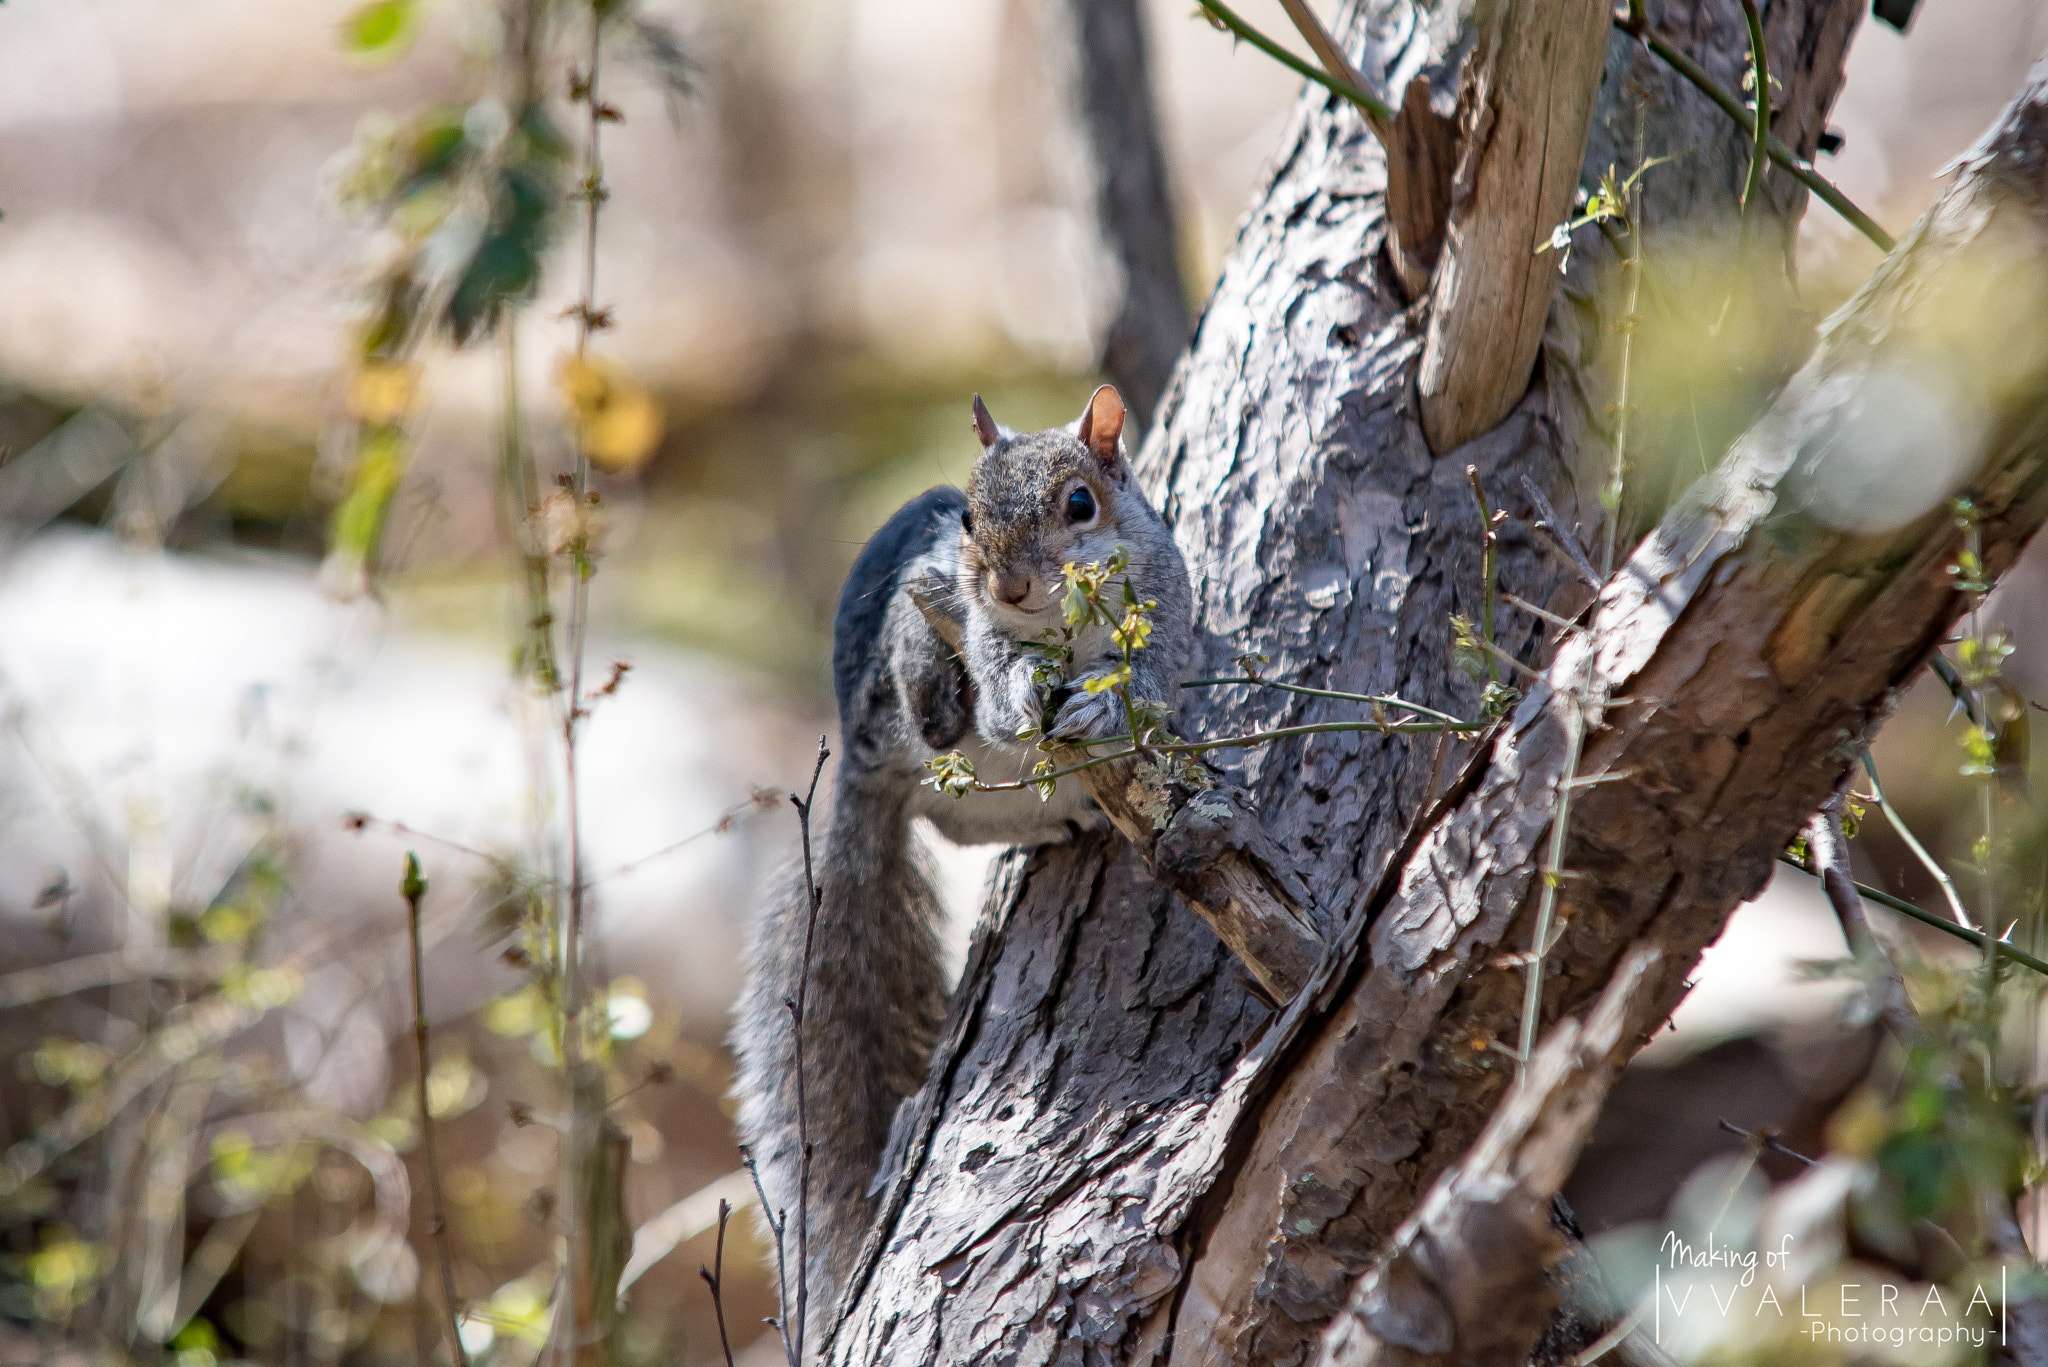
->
left=1803, top=793, right=1928, bottom=1049
left=1312, top=947, right=1662, bottom=1367
left=1180, top=48, right=2048, bottom=1360
left=1416, top=0, right=1613, bottom=453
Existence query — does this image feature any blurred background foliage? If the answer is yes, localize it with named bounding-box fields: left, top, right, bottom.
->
left=2, top=0, right=2048, bottom=1364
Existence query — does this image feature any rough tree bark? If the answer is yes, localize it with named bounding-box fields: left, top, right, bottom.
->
left=825, top=4, right=2048, bottom=1366
left=1312, top=948, right=1663, bottom=1367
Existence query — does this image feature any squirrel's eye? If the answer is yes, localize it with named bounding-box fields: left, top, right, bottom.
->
left=961, top=510, right=973, bottom=534
left=1065, top=487, right=1096, bottom=523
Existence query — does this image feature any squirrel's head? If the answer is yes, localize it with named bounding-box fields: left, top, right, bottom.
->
left=961, top=385, right=1131, bottom=628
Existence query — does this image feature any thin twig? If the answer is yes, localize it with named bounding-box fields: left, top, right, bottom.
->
left=1501, top=593, right=1582, bottom=634
left=498, top=312, right=560, bottom=693
left=698, top=1199, right=738, bottom=1367
left=1716, top=1118, right=1817, bottom=1168
left=1613, top=14, right=1894, bottom=252
left=404, top=854, right=468, bottom=1367
left=1180, top=677, right=1480, bottom=729
left=1570, top=1294, right=1652, bottom=1367
left=1517, top=686, right=1591, bottom=1074
left=955, top=715, right=1488, bottom=795
left=1804, top=795, right=1929, bottom=1048
left=1518, top=475, right=1603, bottom=591
left=740, top=1151, right=794, bottom=1361
left=1734, top=0, right=1770, bottom=265
left=590, top=788, right=784, bottom=886
left=1194, top=0, right=1395, bottom=122
left=1514, top=167, right=1651, bottom=1075
left=1467, top=467, right=1502, bottom=689
left=1862, top=749, right=1976, bottom=929
left=0, top=949, right=227, bottom=1011
left=343, top=812, right=502, bottom=868
left=1952, top=500, right=2001, bottom=971
left=555, top=10, right=612, bottom=1360
left=1773, top=854, right=2048, bottom=977
left=784, top=738, right=830, bottom=1367
left=1271, top=0, right=1388, bottom=126
left=1601, top=189, right=1645, bottom=579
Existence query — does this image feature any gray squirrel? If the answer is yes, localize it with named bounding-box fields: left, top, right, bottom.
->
left=731, top=384, right=1192, bottom=1323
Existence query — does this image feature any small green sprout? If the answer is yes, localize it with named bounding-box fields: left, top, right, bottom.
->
left=922, top=751, right=980, bottom=798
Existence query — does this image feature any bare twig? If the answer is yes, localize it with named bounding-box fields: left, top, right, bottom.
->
left=590, top=787, right=784, bottom=886
left=619, top=1168, right=755, bottom=1297
left=1601, top=188, right=1645, bottom=579
left=952, top=715, right=1489, bottom=795
left=783, top=737, right=830, bottom=1367
left=741, top=1150, right=794, bottom=1359
left=1734, top=0, right=1771, bottom=266
left=1715, top=1118, right=1817, bottom=1168
left=1612, top=13, right=1893, bottom=251
left=1468, top=466, right=1503, bottom=689
left=553, top=10, right=620, bottom=1362
left=404, top=854, right=468, bottom=1367
left=1501, top=593, right=1584, bottom=634
left=699, top=1199, right=738, bottom=1367
left=1519, top=474, right=1602, bottom=591
left=0, top=949, right=227, bottom=1011
left=1193, top=0, right=1394, bottom=123
left=1516, top=684, right=1591, bottom=1075
left=1182, top=676, right=1480, bottom=730
left=343, top=812, right=502, bottom=869
left=1804, top=795, right=1929, bottom=1048
left=1772, top=853, right=2048, bottom=977
left=1862, top=749, right=1976, bottom=929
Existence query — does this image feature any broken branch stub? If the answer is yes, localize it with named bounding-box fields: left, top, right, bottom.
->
left=909, top=569, right=1327, bottom=1004
left=1069, top=750, right=1325, bottom=1003
left=1418, top=0, right=1612, bottom=453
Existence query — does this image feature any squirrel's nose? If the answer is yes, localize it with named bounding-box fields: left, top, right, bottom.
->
left=991, top=571, right=1032, bottom=606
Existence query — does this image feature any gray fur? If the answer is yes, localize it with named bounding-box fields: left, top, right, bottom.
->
left=960, top=398, right=1193, bottom=750
left=729, top=391, right=1191, bottom=1333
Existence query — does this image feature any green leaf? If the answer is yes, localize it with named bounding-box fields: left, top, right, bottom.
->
left=321, top=428, right=411, bottom=595
left=343, top=0, right=418, bottom=55
left=1030, top=760, right=1057, bottom=804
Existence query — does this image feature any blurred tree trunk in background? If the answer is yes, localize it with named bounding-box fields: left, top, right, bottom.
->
left=1047, top=0, right=1192, bottom=433
left=824, top=4, right=2048, bottom=1365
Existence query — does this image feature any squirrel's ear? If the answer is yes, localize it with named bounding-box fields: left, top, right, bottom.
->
left=1077, top=385, right=1125, bottom=469
left=971, top=394, right=1000, bottom=449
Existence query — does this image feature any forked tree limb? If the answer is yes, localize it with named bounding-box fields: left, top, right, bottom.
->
left=1069, top=755, right=1327, bottom=1003
left=1311, top=947, right=1663, bottom=1367
left=1175, top=50, right=2048, bottom=1363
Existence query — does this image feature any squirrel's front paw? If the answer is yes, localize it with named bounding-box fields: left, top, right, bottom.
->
left=1002, top=660, right=1050, bottom=737
left=1047, top=684, right=1124, bottom=742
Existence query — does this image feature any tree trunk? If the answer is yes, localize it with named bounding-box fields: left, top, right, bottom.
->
left=818, top=4, right=2048, bottom=1365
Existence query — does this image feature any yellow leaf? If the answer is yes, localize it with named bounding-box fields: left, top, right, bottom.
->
left=348, top=361, right=418, bottom=426
left=555, top=354, right=664, bottom=473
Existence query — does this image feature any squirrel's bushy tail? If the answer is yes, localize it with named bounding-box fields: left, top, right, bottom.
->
left=731, top=770, right=947, bottom=1327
